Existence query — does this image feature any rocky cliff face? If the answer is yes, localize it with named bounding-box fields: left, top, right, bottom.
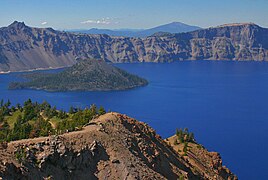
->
left=0, top=113, right=236, bottom=180
left=166, top=135, right=236, bottom=180
left=174, top=23, right=268, bottom=60
left=0, top=21, right=267, bottom=72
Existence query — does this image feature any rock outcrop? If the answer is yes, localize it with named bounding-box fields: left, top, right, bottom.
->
left=0, top=21, right=268, bottom=72
left=166, top=135, right=237, bottom=180
left=0, top=113, right=236, bottom=179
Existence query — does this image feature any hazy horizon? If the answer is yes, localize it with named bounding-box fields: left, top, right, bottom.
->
left=0, top=0, right=267, bottom=30
left=2, top=20, right=267, bottom=32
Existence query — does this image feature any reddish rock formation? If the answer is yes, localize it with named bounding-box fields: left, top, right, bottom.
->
left=0, top=113, right=237, bottom=179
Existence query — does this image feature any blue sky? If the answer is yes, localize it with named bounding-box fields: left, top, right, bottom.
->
left=0, top=0, right=267, bottom=29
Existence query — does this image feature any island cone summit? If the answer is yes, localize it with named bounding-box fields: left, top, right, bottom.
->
left=9, top=59, right=148, bottom=91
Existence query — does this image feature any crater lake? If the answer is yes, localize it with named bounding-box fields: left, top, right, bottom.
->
left=1, top=60, right=268, bottom=179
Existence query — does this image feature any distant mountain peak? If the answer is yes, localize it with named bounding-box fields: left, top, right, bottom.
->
left=169, top=21, right=192, bottom=25
left=142, top=22, right=201, bottom=37
left=70, top=21, right=201, bottom=37
left=8, top=21, right=26, bottom=28
left=150, top=21, right=201, bottom=30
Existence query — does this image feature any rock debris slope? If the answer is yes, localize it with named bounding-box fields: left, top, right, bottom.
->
left=0, top=113, right=236, bottom=179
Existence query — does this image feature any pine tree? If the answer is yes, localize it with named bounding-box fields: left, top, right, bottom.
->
left=0, top=99, right=3, bottom=107
left=98, top=106, right=106, bottom=115
left=90, top=104, right=97, bottom=115
left=69, top=106, right=75, bottom=114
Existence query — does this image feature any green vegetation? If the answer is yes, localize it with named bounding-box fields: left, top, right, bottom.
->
left=5, top=110, right=23, bottom=129
left=0, top=99, right=106, bottom=142
left=15, top=147, right=27, bottom=163
left=174, top=128, right=195, bottom=156
left=182, top=142, right=189, bottom=155
left=9, top=59, right=148, bottom=91
left=175, top=128, right=195, bottom=144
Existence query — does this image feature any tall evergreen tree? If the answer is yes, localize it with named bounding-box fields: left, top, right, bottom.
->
left=98, top=106, right=106, bottom=115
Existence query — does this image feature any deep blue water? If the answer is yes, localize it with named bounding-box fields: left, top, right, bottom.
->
left=1, top=60, right=268, bottom=179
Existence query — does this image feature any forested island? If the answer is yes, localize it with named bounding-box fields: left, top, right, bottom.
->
left=9, top=59, right=148, bottom=92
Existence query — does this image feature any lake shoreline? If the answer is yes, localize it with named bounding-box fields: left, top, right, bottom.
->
left=1, top=59, right=267, bottom=75
left=0, top=65, right=72, bottom=75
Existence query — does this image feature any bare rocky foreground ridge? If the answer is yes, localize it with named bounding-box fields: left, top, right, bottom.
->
left=0, top=113, right=237, bottom=180
left=0, top=21, right=268, bottom=72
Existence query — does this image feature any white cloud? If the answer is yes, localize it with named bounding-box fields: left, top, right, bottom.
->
left=41, top=21, right=47, bottom=25
left=81, top=17, right=119, bottom=25
left=81, top=20, right=95, bottom=24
